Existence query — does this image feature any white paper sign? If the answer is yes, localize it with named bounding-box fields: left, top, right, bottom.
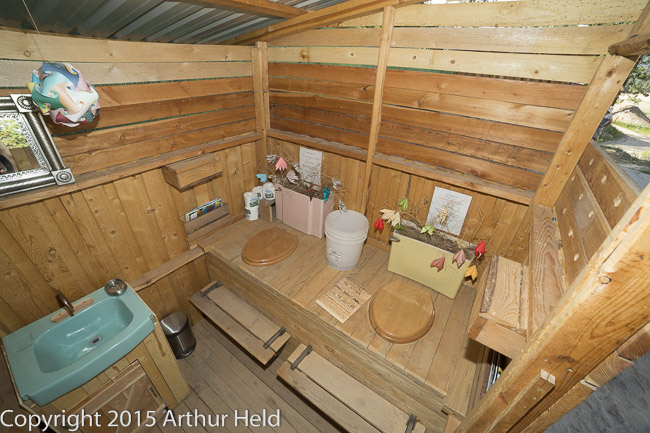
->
left=426, top=187, right=472, bottom=236
left=299, top=147, right=322, bottom=186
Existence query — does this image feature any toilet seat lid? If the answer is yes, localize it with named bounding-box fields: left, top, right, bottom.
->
left=241, top=228, right=298, bottom=266
left=369, top=280, right=435, bottom=344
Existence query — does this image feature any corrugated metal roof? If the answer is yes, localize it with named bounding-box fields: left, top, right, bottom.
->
left=0, top=0, right=348, bottom=45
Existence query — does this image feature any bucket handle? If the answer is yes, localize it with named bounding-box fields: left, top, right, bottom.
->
left=389, top=236, right=400, bottom=243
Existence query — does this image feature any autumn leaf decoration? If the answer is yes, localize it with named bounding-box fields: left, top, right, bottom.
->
left=465, top=265, right=478, bottom=281
left=430, top=257, right=445, bottom=272
left=275, top=157, right=288, bottom=171
left=452, top=249, right=466, bottom=268
left=373, top=217, right=384, bottom=232
left=475, top=240, right=486, bottom=258
left=380, top=209, right=402, bottom=228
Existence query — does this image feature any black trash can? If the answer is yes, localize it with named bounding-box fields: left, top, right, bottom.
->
left=160, top=312, right=196, bottom=359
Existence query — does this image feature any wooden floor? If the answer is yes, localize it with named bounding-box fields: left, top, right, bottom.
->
left=152, top=319, right=343, bottom=433
left=201, top=218, right=478, bottom=398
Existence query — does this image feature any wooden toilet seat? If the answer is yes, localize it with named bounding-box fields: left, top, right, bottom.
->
left=369, top=280, right=435, bottom=344
left=241, top=228, right=298, bottom=266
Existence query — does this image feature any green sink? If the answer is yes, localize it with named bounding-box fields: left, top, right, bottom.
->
left=2, top=284, right=154, bottom=406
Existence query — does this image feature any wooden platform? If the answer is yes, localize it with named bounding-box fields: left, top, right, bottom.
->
left=201, top=218, right=482, bottom=432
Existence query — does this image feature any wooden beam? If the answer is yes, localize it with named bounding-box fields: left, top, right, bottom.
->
left=129, top=247, right=205, bottom=291
left=185, top=0, right=305, bottom=18
left=456, top=184, right=650, bottom=433
left=608, top=31, right=650, bottom=57
left=223, top=0, right=421, bottom=45
left=252, top=42, right=270, bottom=171
left=359, top=6, right=394, bottom=214
left=532, top=3, right=650, bottom=207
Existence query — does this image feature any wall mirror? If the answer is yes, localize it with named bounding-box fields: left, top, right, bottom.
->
left=0, top=94, right=74, bottom=197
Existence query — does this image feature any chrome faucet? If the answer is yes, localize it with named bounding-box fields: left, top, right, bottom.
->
left=55, top=290, right=75, bottom=317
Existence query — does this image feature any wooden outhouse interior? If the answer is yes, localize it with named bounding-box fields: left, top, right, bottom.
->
left=1, top=0, right=649, bottom=432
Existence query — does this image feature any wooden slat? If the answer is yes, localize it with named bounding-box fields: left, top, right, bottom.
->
left=271, top=116, right=369, bottom=149
left=518, top=380, right=595, bottom=433
left=584, top=351, right=633, bottom=387
left=391, top=25, right=632, bottom=55
left=381, top=104, right=562, bottom=153
left=360, top=6, right=394, bottom=214
left=373, top=153, right=534, bottom=205
left=443, top=339, right=486, bottom=418
left=184, top=204, right=230, bottom=235
left=554, top=190, right=588, bottom=283
left=269, top=47, right=599, bottom=83
left=269, top=64, right=585, bottom=110
left=342, top=0, right=646, bottom=27
left=57, top=106, right=255, bottom=157
left=272, top=104, right=370, bottom=134
left=208, top=287, right=290, bottom=352
left=52, top=92, right=255, bottom=134
left=528, top=205, right=566, bottom=338
left=129, top=247, right=204, bottom=292
left=578, top=142, right=640, bottom=228
left=617, top=321, right=650, bottom=361
left=457, top=185, right=650, bottom=433
left=162, top=153, right=223, bottom=191
left=0, top=29, right=253, bottom=63
left=288, top=345, right=426, bottom=433
left=488, top=370, right=555, bottom=432
left=609, top=31, right=650, bottom=56
left=189, top=0, right=305, bottom=18
left=190, top=291, right=278, bottom=364
left=66, top=119, right=256, bottom=174
left=0, top=133, right=261, bottom=211
left=376, top=138, right=542, bottom=192
left=0, top=60, right=252, bottom=87
left=253, top=41, right=270, bottom=170
left=378, top=122, right=551, bottom=173
left=277, top=363, right=383, bottom=433
left=272, top=25, right=630, bottom=55
left=98, top=77, right=254, bottom=108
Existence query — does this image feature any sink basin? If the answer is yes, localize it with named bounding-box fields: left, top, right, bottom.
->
left=2, top=284, right=154, bottom=406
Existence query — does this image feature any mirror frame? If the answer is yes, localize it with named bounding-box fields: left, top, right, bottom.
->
left=0, top=94, right=74, bottom=197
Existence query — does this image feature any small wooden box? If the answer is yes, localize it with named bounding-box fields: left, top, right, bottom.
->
left=162, top=153, right=222, bottom=190
left=259, top=199, right=275, bottom=222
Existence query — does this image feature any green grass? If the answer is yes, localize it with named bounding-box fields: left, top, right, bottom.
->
left=597, top=125, right=624, bottom=142
left=614, top=121, right=650, bottom=136
left=601, top=144, right=650, bottom=174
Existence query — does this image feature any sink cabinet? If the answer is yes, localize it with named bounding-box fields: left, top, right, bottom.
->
left=5, top=320, right=190, bottom=433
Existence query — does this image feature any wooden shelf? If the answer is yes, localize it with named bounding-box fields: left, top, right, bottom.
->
left=278, top=344, right=426, bottom=433
left=190, top=282, right=291, bottom=365
left=162, top=153, right=223, bottom=190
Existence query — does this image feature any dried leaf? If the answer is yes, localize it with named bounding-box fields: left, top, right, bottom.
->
left=286, top=170, right=298, bottom=183
left=374, top=217, right=384, bottom=232
left=475, top=240, right=486, bottom=258
left=266, top=154, right=277, bottom=164
left=430, top=257, right=445, bottom=272
left=465, top=265, right=478, bottom=281
left=452, top=249, right=466, bottom=268
left=380, top=209, right=402, bottom=227
left=275, top=157, right=287, bottom=171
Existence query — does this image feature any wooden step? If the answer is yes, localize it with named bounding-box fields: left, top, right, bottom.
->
left=467, top=255, right=528, bottom=359
left=278, top=344, right=426, bottom=433
left=190, top=282, right=291, bottom=365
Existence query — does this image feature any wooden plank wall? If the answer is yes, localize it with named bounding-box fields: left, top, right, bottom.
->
left=0, top=31, right=259, bottom=335
left=265, top=0, right=643, bottom=265
left=554, top=143, right=640, bottom=284
left=269, top=138, right=531, bottom=262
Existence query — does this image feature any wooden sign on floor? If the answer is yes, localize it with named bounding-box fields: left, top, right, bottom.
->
left=316, top=278, right=371, bottom=323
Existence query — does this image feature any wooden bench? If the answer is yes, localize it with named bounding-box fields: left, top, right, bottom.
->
left=468, top=204, right=567, bottom=360
left=190, top=282, right=291, bottom=365
left=278, top=344, right=426, bottom=433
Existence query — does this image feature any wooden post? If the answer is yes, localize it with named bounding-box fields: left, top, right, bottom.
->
left=457, top=184, right=650, bottom=433
left=358, top=6, right=395, bottom=214
left=252, top=42, right=270, bottom=173
left=532, top=2, right=650, bottom=207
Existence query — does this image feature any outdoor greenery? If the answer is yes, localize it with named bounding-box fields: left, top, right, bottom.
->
left=623, top=55, right=650, bottom=104
left=0, top=118, right=29, bottom=149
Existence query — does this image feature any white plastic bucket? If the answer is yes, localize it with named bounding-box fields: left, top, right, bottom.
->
left=243, top=191, right=258, bottom=209
left=252, top=186, right=263, bottom=200
left=324, top=210, right=369, bottom=270
left=245, top=205, right=259, bottom=221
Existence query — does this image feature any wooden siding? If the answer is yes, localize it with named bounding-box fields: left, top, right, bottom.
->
left=554, top=143, right=640, bottom=284
left=268, top=138, right=530, bottom=263
left=0, top=31, right=260, bottom=335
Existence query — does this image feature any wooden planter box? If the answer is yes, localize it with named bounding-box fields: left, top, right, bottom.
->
left=275, top=186, right=334, bottom=238
left=388, top=232, right=473, bottom=299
